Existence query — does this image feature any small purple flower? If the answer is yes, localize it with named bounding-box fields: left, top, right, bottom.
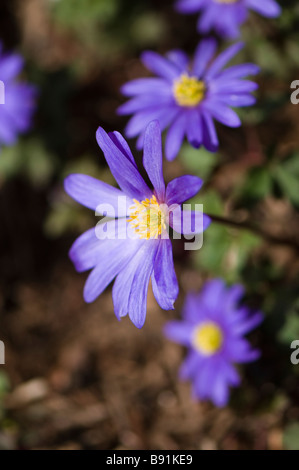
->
left=175, top=0, right=281, bottom=39
left=64, top=121, right=211, bottom=328
left=164, top=279, right=263, bottom=407
left=118, top=40, right=259, bottom=161
left=0, top=42, right=37, bottom=149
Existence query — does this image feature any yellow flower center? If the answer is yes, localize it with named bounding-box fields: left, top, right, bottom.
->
left=192, top=322, right=223, bottom=356
left=173, top=74, right=205, bottom=107
left=128, top=195, right=167, bottom=239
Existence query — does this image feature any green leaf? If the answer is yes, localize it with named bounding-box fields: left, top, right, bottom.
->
left=241, top=167, right=272, bottom=200
left=283, top=423, right=299, bottom=450
left=278, top=298, right=299, bottom=345
left=274, top=166, right=299, bottom=206
left=0, top=139, right=56, bottom=186
left=0, top=371, right=9, bottom=397
left=179, top=144, right=219, bottom=180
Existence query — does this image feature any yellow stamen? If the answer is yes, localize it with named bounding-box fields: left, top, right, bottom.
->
left=127, top=195, right=167, bottom=240
left=173, top=74, right=205, bottom=108
left=192, top=322, right=223, bottom=356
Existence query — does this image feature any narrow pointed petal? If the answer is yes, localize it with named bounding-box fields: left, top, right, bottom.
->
left=246, top=0, right=281, bottom=17
left=152, top=239, right=178, bottom=310
left=164, top=321, right=193, bottom=346
left=192, top=38, right=217, bottom=77
left=203, top=101, right=241, bottom=127
left=166, top=175, right=203, bottom=206
left=128, top=241, right=159, bottom=328
left=201, top=111, right=219, bottom=152
left=165, top=113, right=187, bottom=161
left=143, top=120, right=165, bottom=201
left=170, top=208, right=211, bottom=234
left=0, top=53, right=24, bottom=81
left=176, top=0, right=206, bottom=13
left=166, top=50, right=189, bottom=72
left=186, top=108, right=203, bottom=148
left=205, top=43, right=244, bottom=80
left=96, top=127, right=151, bottom=200
left=141, top=51, right=181, bottom=81
left=217, top=63, right=260, bottom=80
left=120, top=78, right=171, bottom=97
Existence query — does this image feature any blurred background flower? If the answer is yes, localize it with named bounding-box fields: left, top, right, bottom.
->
left=164, top=279, right=263, bottom=407
left=0, top=41, right=37, bottom=150
left=118, top=39, right=259, bottom=160
left=175, top=0, right=281, bottom=39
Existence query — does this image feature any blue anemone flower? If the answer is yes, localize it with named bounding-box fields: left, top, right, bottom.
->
left=0, top=42, right=37, bottom=149
left=64, top=121, right=211, bottom=328
left=175, top=0, right=281, bottom=39
left=164, top=279, right=263, bottom=407
left=118, top=40, right=259, bottom=161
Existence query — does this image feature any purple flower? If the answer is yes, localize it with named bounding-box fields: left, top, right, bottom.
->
left=0, top=42, right=37, bottom=149
left=64, top=121, right=211, bottom=328
left=164, top=279, right=263, bottom=406
left=175, top=0, right=281, bottom=39
left=118, top=40, right=259, bottom=161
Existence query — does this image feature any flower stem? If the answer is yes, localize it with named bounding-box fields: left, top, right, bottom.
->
left=206, top=213, right=299, bottom=250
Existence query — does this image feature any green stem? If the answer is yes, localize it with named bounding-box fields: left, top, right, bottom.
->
left=206, top=213, right=299, bottom=250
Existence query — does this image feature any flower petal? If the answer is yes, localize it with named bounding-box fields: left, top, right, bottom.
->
left=210, top=79, right=258, bottom=93
left=164, top=321, right=193, bottom=346
left=170, top=207, right=211, bottom=234
left=108, top=131, right=135, bottom=165
left=166, top=175, right=203, bottom=206
left=64, top=174, right=131, bottom=215
left=112, top=240, right=147, bottom=320
left=166, top=50, right=189, bottom=72
left=203, top=101, right=241, bottom=127
left=165, top=112, right=187, bottom=161
left=232, top=311, right=263, bottom=335
left=143, top=120, right=165, bottom=201
left=200, top=278, right=226, bottom=312
left=180, top=351, right=203, bottom=380
left=151, top=239, right=179, bottom=310
left=217, top=94, right=256, bottom=107
left=83, top=235, right=141, bottom=303
left=176, top=0, right=206, bottom=13
left=96, top=127, right=151, bottom=200
left=125, top=106, right=179, bottom=140
left=69, top=219, right=130, bottom=273
left=192, top=38, right=217, bottom=78
left=217, top=63, right=260, bottom=80
left=186, top=108, right=203, bottom=148
left=0, top=53, right=24, bottom=82
left=201, top=110, right=219, bottom=152
left=141, top=51, right=181, bottom=81
left=205, top=43, right=244, bottom=80
left=127, top=240, right=159, bottom=328
left=246, top=0, right=281, bottom=17
left=120, top=78, right=171, bottom=97
left=118, top=95, right=171, bottom=115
